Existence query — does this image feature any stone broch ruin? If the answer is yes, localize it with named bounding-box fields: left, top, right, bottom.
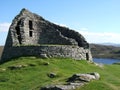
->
left=0, top=8, right=92, bottom=63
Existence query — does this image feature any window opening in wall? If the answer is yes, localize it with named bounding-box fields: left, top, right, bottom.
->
left=29, top=20, right=33, bottom=30
left=86, top=53, right=89, bottom=60
left=16, top=27, right=20, bottom=35
left=15, top=20, right=21, bottom=35
left=15, top=20, right=22, bottom=44
left=29, top=31, right=33, bottom=37
left=29, top=20, right=33, bottom=37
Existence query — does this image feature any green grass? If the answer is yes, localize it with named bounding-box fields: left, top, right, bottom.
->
left=0, top=57, right=120, bottom=90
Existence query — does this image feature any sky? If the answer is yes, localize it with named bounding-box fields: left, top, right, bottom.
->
left=1, top=0, right=120, bottom=45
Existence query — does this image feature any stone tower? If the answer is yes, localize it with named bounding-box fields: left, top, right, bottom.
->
left=0, top=8, right=92, bottom=63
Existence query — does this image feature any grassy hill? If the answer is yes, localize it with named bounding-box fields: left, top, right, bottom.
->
left=0, top=57, right=120, bottom=90
left=90, top=44, right=120, bottom=59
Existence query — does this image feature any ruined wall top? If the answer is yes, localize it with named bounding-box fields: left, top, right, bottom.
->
left=6, top=8, right=89, bottom=48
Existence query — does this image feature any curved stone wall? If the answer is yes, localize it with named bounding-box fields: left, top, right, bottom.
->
left=1, top=45, right=92, bottom=63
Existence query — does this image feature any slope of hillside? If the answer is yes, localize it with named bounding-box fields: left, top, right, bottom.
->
left=0, top=57, right=120, bottom=90
left=90, top=44, right=120, bottom=59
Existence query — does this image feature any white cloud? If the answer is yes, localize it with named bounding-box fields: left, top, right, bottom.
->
left=0, top=23, right=11, bottom=32
left=78, top=29, right=120, bottom=44
left=53, top=22, right=68, bottom=27
left=59, top=24, right=68, bottom=27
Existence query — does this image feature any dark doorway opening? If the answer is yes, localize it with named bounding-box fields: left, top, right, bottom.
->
left=15, top=20, right=22, bottom=44
left=86, top=53, right=89, bottom=60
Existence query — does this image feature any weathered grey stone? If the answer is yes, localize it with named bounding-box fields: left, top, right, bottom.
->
left=41, top=72, right=100, bottom=90
left=0, top=8, right=92, bottom=63
left=8, top=64, right=27, bottom=70
left=0, top=68, right=6, bottom=71
left=68, top=74, right=94, bottom=82
left=89, top=72, right=100, bottom=80
left=69, top=82, right=84, bottom=87
left=93, top=62, right=104, bottom=68
left=39, top=54, right=48, bottom=59
left=68, top=72, right=100, bottom=82
left=8, top=65, right=22, bottom=70
left=48, top=73, right=57, bottom=78
left=41, top=85, right=76, bottom=90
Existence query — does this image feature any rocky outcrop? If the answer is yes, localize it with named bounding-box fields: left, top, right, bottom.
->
left=1, top=8, right=92, bottom=63
left=68, top=72, right=100, bottom=82
left=41, top=85, right=78, bottom=90
left=41, top=72, right=100, bottom=90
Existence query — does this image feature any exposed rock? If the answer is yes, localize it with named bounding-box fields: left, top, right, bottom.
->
left=68, top=74, right=95, bottom=82
left=0, top=68, right=6, bottom=71
left=89, top=72, right=100, bottom=80
left=39, top=54, right=48, bottom=59
left=48, top=73, right=57, bottom=78
left=94, top=62, right=104, bottom=68
left=69, top=82, right=84, bottom=87
left=8, top=64, right=27, bottom=70
left=41, top=72, right=100, bottom=90
left=8, top=65, right=22, bottom=70
left=41, top=85, right=76, bottom=90
left=68, top=72, right=100, bottom=82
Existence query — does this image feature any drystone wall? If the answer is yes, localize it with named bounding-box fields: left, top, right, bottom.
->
left=9, top=9, right=78, bottom=46
left=1, top=45, right=92, bottom=63
left=8, top=8, right=88, bottom=48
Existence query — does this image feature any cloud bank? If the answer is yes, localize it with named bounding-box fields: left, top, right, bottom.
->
left=0, top=23, right=11, bottom=32
left=78, top=30, right=120, bottom=44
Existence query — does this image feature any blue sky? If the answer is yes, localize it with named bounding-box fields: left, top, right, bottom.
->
left=1, top=0, right=120, bottom=45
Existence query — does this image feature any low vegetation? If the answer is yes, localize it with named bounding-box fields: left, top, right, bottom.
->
left=0, top=57, right=120, bottom=90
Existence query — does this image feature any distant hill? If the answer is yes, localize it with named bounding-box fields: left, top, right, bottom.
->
left=0, top=46, right=4, bottom=58
left=98, top=43, right=120, bottom=47
left=90, top=44, right=120, bottom=59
